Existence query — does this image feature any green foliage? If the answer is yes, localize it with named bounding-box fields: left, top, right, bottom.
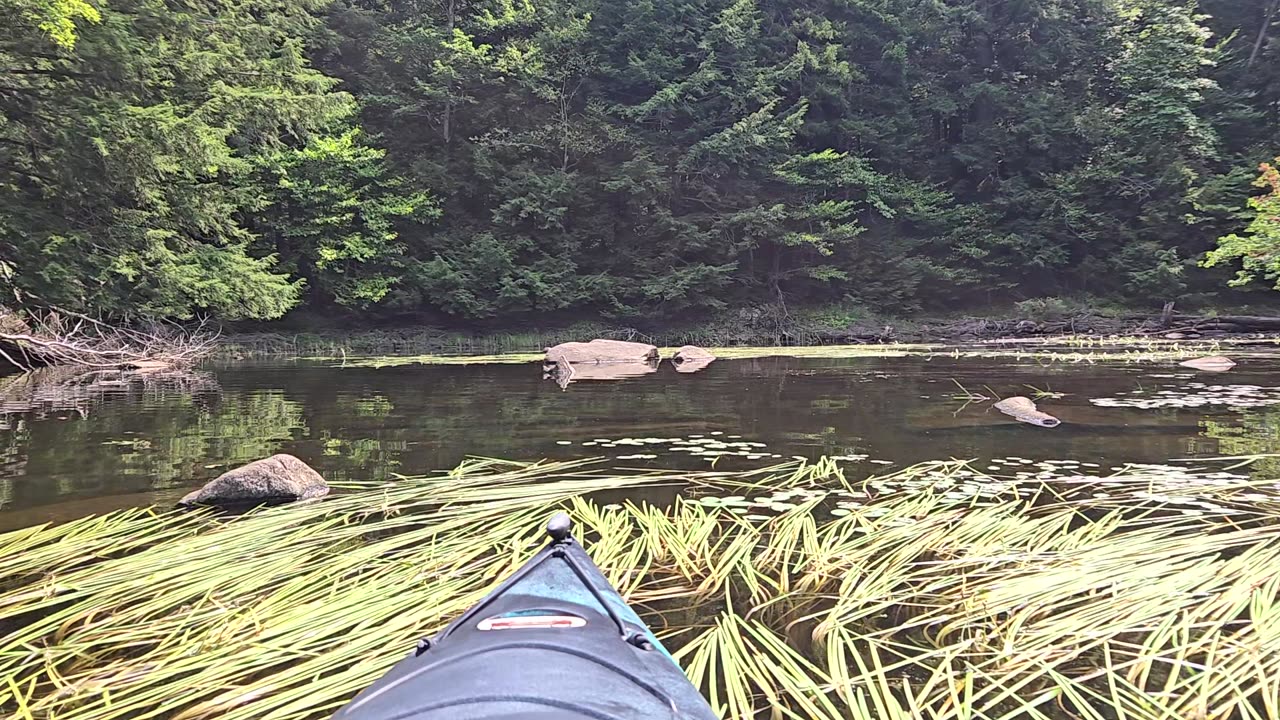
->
left=18, top=0, right=102, bottom=48
left=1, top=0, right=353, bottom=319
left=1, top=0, right=1277, bottom=321
left=1203, top=158, right=1280, bottom=287
left=256, top=130, right=437, bottom=308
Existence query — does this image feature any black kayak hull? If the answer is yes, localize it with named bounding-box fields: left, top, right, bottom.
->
left=333, top=514, right=718, bottom=720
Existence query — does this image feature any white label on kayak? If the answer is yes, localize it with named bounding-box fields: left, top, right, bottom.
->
left=478, top=615, right=587, bottom=631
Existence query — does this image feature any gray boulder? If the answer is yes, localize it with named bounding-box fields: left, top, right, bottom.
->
left=179, top=454, right=329, bottom=507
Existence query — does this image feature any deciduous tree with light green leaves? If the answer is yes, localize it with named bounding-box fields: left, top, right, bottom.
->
left=1204, top=158, right=1280, bottom=288
left=255, top=130, right=437, bottom=309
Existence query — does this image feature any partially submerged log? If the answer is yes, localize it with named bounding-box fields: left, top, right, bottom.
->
left=1172, top=314, right=1280, bottom=331
left=544, top=339, right=659, bottom=365
left=993, top=396, right=1061, bottom=428
left=542, top=339, right=660, bottom=389
left=1179, top=355, right=1237, bottom=372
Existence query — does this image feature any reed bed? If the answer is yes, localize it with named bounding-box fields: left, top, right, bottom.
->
left=2, top=458, right=1278, bottom=720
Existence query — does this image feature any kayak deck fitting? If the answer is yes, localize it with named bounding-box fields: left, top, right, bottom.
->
left=333, top=513, right=718, bottom=719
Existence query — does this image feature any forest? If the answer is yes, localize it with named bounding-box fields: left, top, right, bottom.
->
left=1, top=0, right=1279, bottom=324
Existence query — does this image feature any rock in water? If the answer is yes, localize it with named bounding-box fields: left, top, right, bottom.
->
left=672, top=345, right=715, bottom=374
left=1178, top=355, right=1236, bottom=372
left=673, top=345, right=716, bottom=363
left=993, top=396, right=1061, bottom=428
left=544, top=339, right=659, bottom=365
left=179, top=454, right=329, bottom=508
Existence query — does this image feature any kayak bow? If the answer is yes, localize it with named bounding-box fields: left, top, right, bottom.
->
left=333, top=513, right=719, bottom=719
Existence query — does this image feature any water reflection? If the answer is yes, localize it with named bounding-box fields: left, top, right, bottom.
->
left=0, top=365, right=219, bottom=420
left=3, top=355, right=1280, bottom=520
left=547, top=359, right=661, bottom=389
left=1201, top=403, right=1280, bottom=476
left=673, top=357, right=715, bottom=374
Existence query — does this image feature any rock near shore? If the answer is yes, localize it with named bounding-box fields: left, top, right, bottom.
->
left=179, top=454, right=329, bottom=508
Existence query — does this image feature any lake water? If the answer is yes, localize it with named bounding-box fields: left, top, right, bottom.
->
left=4, top=352, right=1280, bottom=527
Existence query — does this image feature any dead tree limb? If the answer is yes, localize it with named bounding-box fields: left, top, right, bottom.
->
left=0, top=309, right=218, bottom=372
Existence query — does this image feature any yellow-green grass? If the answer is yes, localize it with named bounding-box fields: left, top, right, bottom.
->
left=2, top=458, right=1278, bottom=719
left=304, top=351, right=547, bottom=367
left=307, top=338, right=1273, bottom=368
left=305, top=345, right=925, bottom=368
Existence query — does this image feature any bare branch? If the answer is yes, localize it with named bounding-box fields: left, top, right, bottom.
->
left=0, top=308, right=217, bottom=372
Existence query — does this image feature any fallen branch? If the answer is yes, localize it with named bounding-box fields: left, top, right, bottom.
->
left=0, top=309, right=218, bottom=372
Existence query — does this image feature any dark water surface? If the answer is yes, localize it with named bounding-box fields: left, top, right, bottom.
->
left=4, top=354, right=1280, bottom=527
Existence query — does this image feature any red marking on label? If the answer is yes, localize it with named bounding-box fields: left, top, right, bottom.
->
left=478, top=615, right=587, bottom=631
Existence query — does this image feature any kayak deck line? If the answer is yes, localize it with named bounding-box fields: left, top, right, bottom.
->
left=333, top=513, right=718, bottom=719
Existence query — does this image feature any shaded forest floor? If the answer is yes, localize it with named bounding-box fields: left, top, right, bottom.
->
left=216, top=299, right=1280, bottom=358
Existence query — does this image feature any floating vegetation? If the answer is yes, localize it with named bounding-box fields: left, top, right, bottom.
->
left=1022, top=382, right=1067, bottom=399
left=315, top=338, right=1280, bottom=373
left=319, top=352, right=547, bottom=368
left=551, top=432, right=809, bottom=466
left=550, top=430, right=911, bottom=471
left=322, top=344, right=925, bottom=369
left=706, top=344, right=926, bottom=359
left=683, top=455, right=1278, bottom=523
left=948, top=378, right=990, bottom=401
left=1091, top=382, right=1280, bottom=409
left=2, top=458, right=1278, bottom=720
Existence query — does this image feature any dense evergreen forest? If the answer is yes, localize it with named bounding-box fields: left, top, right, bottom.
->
left=1, top=0, right=1279, bottom=324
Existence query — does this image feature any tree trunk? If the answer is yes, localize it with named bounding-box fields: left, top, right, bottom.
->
left=443, top=0, right=456, bottom=144
left=1174, top=313, right=1280, bottom=331
left=1248, top=0, right=1279, bottom=69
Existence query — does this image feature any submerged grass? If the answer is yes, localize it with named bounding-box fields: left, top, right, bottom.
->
left=2, top=458, right=1279, bottom=719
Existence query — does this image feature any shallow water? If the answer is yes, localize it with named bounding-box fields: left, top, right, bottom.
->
left=4, top=353, right=1280, bottom=527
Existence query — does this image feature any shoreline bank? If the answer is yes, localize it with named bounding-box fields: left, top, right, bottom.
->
left=217, top=307, right=1280, bottom=359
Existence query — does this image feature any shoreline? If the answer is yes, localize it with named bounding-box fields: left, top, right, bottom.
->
left=216, top=307, right=1280, bottom=360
